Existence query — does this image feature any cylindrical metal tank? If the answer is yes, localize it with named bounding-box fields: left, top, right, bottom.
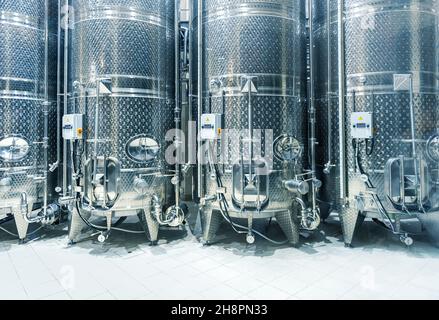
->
left=193, top=0, right=316, bottom=245
left=313, top=0, right=439, bottom=246
left=0, top=0, right=59, bottom=240
left=68, top=0, right=179, bottom=243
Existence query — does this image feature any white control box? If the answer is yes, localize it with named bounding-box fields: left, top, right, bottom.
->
left=351, top=112, right=373, bottom=139
left=62, top=114, right=84, bottom=140
left=201, top=114, right=223, bottom=140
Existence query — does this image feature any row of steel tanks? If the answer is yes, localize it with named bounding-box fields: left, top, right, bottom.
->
left=65, top=0, right=320, bottom=246
left=1, top=0, right=439, bottom=248
left=312, top=0, right=439, bottom=247
left=0, top=0, right=183, bottom=244
left=0, top=0, right=320, bottom=246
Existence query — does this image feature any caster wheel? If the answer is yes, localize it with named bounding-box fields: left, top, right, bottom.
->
left=67, top=240, right=76, bottom=246
left=18, top=238, right=27, bottom=245
left=149, top=240, right=158, bottom=246
left=401, top=235, right=414, bottom=247
left=246, top=234, right=255, bottom=245
left=344, top=243, right=353, bottom=248
left=97, top=234, right=107, bottom=243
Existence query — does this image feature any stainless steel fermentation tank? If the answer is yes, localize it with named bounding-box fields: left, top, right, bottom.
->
left=193, top=0, right=320, bottom=245
left=312, top=0, right=439, bottom=246
left=67, top=0, right=182, bottom=244
left=0, top=0, right=59, bottom=241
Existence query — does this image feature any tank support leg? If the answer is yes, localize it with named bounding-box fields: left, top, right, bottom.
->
left=13, top=211, right=29, bottom=243
left=275, top=210, right=300, bottom=247
left=201, top=209, right=223, bottom=245
left=105, top=212, right=112, bottom=231
left=340, top=208, right=364, bottom=247
left=68, top=208, right=91, bottom=244
left=138, top=209, right=159, bottom=244
left=394, top=213, right=401, bottom=233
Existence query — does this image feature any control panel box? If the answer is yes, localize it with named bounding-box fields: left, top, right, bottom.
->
left=62, top=114, right=84, bottom=140
left=201, top=113, right=223, bottom=140
left=351, top=112, right=374, bottom=139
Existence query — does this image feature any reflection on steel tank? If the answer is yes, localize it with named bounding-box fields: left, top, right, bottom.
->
left=67, top=0, right=184, bottom=245
left=0, top=0, right=60, bottom=242
left=312, top=0, right=439, bottom=247
left=192, top=0, right=321, bottom=246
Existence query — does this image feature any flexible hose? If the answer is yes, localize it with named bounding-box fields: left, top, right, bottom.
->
left=0, top=225, right=44, bottom=238
left=353, top=139, right=417, bottom=236
left=72, top=142, right=149, bottom=237
left=75, top=200, right=106, bottom=232
left=110, top=227, right=144, bottom=234
left=75, top=200, right=144, bottom=234
left=217, top=206, right=289, bottom=245
left=209, top=153, right=290, bottom=245
left=354, top=139, right=396, bottom=232
left=372, top=216, right=422, bottom=236
left=0, top=226, right=19, bottom=237
left=366, top=138, right=375, bottom=156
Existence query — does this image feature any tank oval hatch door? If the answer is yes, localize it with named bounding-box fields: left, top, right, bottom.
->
left=232, top=159, right=270, bottom=211
left=273, top=134, right=302, bottom=162
left=384, top=157, right=430, bottom=211
left=426, top=134, right=439, bottom=163
left=0, top=135, right=30, bottom=162
left=84, top=157, right=121, bottom=209
left=126, top=135, right=160, bottom=163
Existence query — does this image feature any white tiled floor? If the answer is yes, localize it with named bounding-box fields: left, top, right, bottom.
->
left=0, top=214, right=439, bottom=300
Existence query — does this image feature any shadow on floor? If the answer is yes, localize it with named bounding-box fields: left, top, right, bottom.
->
left=1, top=211, right=438, bottom=260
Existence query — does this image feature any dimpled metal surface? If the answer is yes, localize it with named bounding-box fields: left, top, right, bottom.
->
left=0, top=0, right=58, bottom=212
left=313, top=0, right=439, bottom=241
left=193, top=0, right=307, bottom=219
left=72, top=0, right=175, bottom=212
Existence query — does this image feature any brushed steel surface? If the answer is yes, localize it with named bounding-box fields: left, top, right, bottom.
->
left=71, top=0, right=175, bottom=214
left=0, top=0, right=58, bottom=217
left=192, top=0, right=306, bottom=243
left=313, top=0, right=439, bottom=244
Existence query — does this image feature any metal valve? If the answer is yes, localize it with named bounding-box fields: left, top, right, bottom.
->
left=323, top=162, right=335, bottom=175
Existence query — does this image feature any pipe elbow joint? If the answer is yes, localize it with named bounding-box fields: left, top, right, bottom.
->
left=283, top=179, right=309, bottom=195
left=151, top=194, right=162, bottom=214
